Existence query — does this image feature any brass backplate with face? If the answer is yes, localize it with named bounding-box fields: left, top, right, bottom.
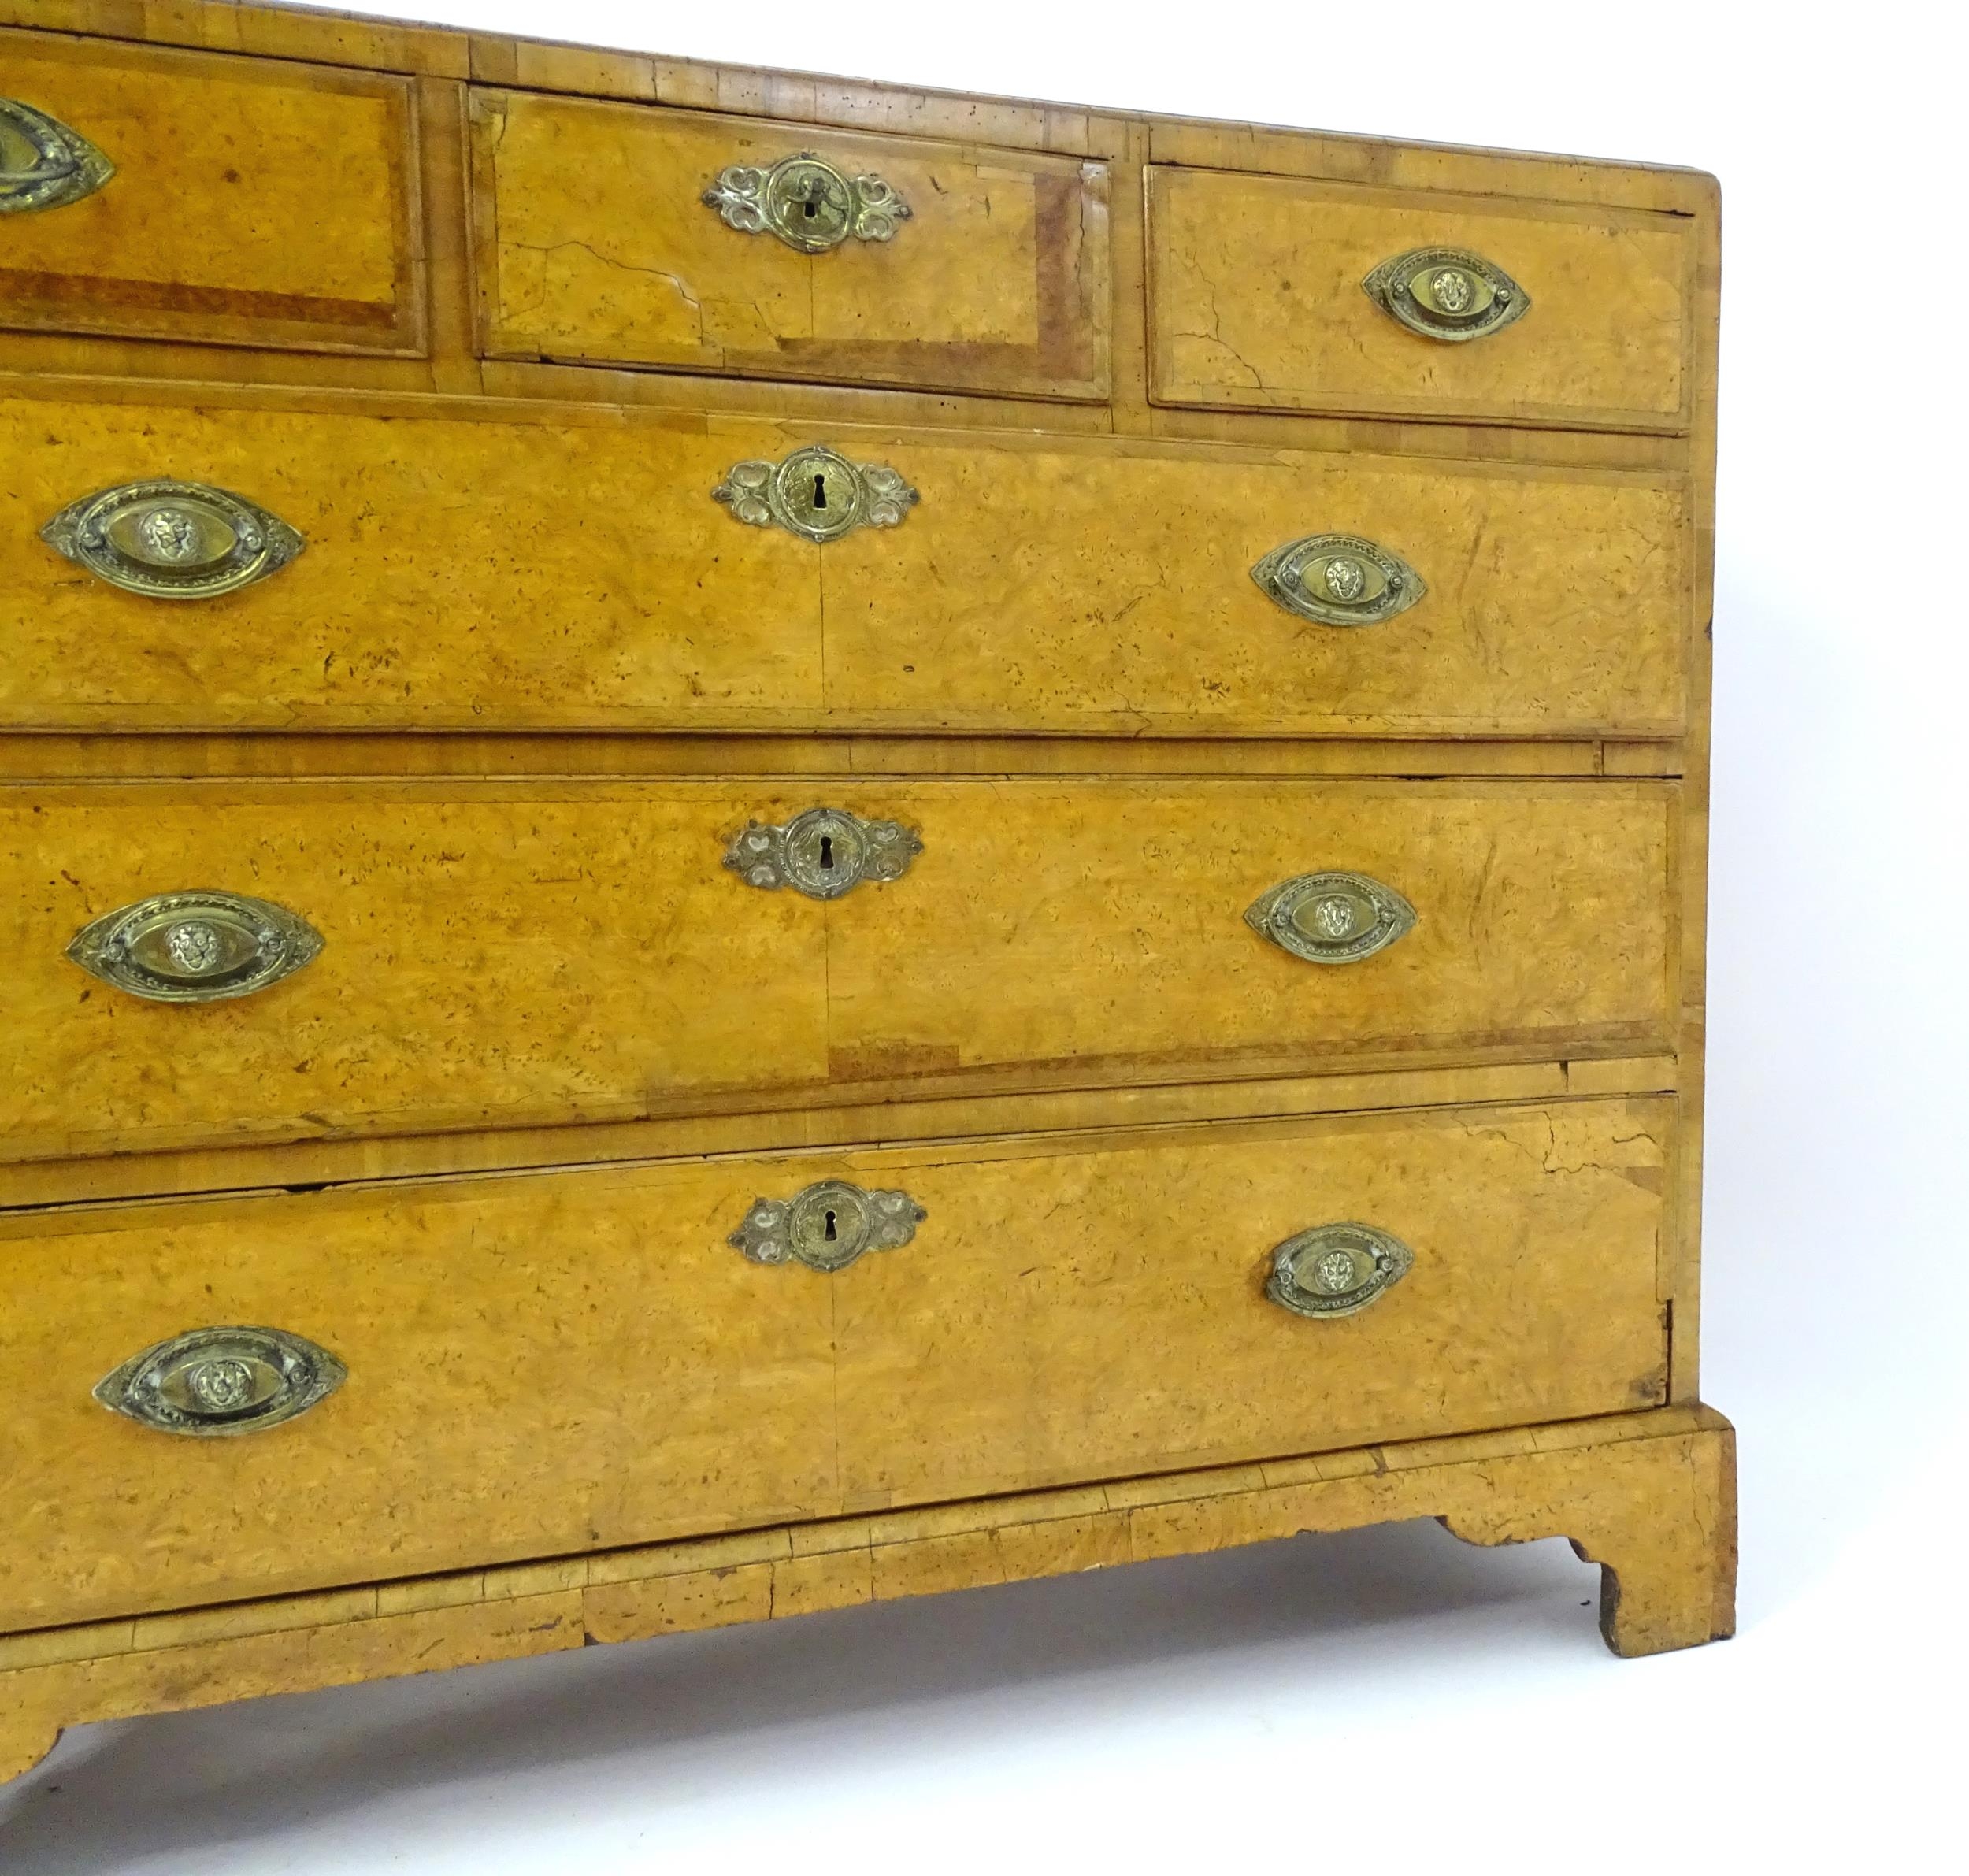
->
left=68, top=890, right=324, bottom=1003
left=1251, top=532, right=1426, bottom=628
left=1266, top=1222, right=1416, bottom=1319
left=1362, top=247, right=1530, bottom=343
left=1244, top=871, right=1418, bottom=965
left=95, top=1326, right=347, bottom=1437
left=42, top=480, right=305, bottom=599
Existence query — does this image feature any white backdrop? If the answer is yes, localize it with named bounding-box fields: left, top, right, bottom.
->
left=6, top=2, right=1964, bottom=1868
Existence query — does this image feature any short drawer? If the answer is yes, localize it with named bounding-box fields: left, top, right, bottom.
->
left=5, top=398, right=1688, bottom=737
left=0, top=1097, right=1671, bottom=1631
left=1148, top=169, right=1693, bottom=431
left=0, top=780, right=1672, bottom=1165
left=0, top=28, right=421, bottom=355
left=470, top=91, right=1109, bottom=401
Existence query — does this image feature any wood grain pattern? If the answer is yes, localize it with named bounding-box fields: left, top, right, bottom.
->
left=3, top=398, right=819, bottom=729
left=473, top=91, right=1110, bottom=400
left=0, top=779, right=1670, bottom=1164
left=0, top=1096, right=1670, bottom=1633
left=0, top=730, right=1648, bottom=781
left=0, top=780, right=825, bottom=1162
left=0, top=1403, right=1736, bottom=1786
left=829, top=437, right=1687, bottom=736
left=0, top=0, right=1729, bottom=1741
left=0, top=26, right=424, bottom=354
left=1147, top=169, right=1691, bottom=430
left=823, top=780, right=1673, bottom=1082
left=0, top=1059, right=1634, bottom=1211
left=1670, top=172, right=1721, bottom=1400
left=1, top=397, right=1687, bottom=736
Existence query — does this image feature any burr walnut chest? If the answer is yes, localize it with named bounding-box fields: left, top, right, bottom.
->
left=0, top=0, right=1733, bottom=1784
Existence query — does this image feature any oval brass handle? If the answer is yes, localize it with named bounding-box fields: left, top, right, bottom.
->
left=1245, top=870, right=1415, bottom=965
left=703, top=150, right=910, bottom=252
left=730, top=1180, right=927, bottom=1273
left=725, top=807, right=922, bottom=899
left=95, top=1326, right=347, bottom=1437
left=1363, top=247, right=1530, bottom=343
left=42, top=480, right=305, bottom=599
left=1251, top=532, right=1426, bottom=627
left=0, top=97, right=114, bottom=213
left=68, top=890, right=324, bottom=1003
left=1267, top=1223, right=1414, bottom=1320
left=714, top=444, right=918, bottom=543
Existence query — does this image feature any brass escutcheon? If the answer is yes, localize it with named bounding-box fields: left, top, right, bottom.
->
left=729, top=1181, right=927, bottom=1274
left=702, top=150, right=910, bottom=253
left=725, top=807, right=922, bottom=899
left=713, top=444, right=918, bottom=543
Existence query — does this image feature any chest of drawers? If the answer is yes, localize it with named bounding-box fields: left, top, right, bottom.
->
left=0, top=0, right=1732, bottom=1785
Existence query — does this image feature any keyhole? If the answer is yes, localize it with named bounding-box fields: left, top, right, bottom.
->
left=818, top=834, right=835, bottom=869
left=812, top=473, right=828, bottom=510
left=823, top=1209, right=838, bottom=1241
left=803, top=193, right=819, bottom=220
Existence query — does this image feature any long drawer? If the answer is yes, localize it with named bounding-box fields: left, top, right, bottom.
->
left=4, top=398, right=1689, bottom=736
left=470, top=91, right=1110, bottom=400
left=1148, top=169, right=1693, bottom=431
left=0, top=28, right=421, bottom=354
left=0, top=1097, right=1672, bottom=1631
left=0, top=780, right=1674, bottom=1165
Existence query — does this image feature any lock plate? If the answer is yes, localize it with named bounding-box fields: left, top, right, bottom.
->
left=713, top=444, right=918, bottom=543
left=725, top=806, right=922, bottom=899
left=729, top=1180, right=928, bottom=1273
left=702, top=150, right=910, bottom=253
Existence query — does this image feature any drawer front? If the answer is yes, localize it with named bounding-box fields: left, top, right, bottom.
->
left=0, top=780, right=1671, bottom=1164
left=4, top=399, right=1686, bottom=736
left=0, top=29, right=421, bottom=354
left=0, top=1098, right=1670, bottom=1630
left=471, top=92, right=1109, bottom=401
left=1148, top=169, right=1692, bottom=431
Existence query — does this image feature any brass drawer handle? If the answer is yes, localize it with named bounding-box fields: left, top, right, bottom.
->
left=68, top=890, right=324, bottom=1003
left=95, top=1326, right=347, bottom=1437
left=725, top=807, right=922, bottom=899
left=42, top=479, right=304, bottom=599
left=1363, top=247, right=1530, bottom=343
left=1252, top=532, right=1424, bottom=627
left=703, top=150, right=910, bottom=253
left=714, top=444, right=918, bottom=543
left=1267, top=1223, right=1414, bottom=1319
left=0, top=96, right=114, bottom=213
left=1246, top=870, right=1415, bottom=964
left=730, top=1180, right=927, bottom=1273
